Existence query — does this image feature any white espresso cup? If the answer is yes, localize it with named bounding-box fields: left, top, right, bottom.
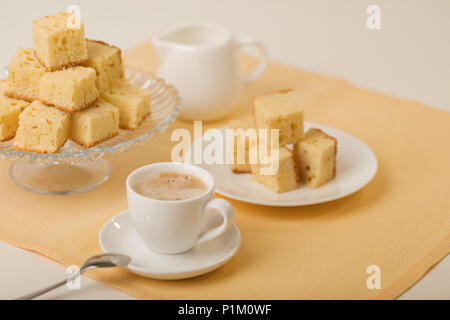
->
left=126, top=162, right=235, bottom=254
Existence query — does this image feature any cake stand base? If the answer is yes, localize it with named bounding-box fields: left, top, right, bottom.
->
left=10, top=159, right=112, bottom=195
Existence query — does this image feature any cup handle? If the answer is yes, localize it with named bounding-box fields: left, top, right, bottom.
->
left=196, top=198, right=235, bottom=245
left=236, top=37, right=268, bottom=84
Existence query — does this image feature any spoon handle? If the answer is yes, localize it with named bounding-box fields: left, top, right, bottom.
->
left=15, top=272, right=81, bottom=300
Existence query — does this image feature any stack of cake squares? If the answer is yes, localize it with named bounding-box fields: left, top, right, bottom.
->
left=229, top=89, right=337, bottom=193
left=0, top=12, right=151, bottom=153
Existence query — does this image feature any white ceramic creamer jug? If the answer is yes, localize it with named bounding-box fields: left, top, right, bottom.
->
left=153, top=23, right=267, bottom=121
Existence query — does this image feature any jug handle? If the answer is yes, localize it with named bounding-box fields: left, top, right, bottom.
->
left=237, top=38, right=268, bottom=84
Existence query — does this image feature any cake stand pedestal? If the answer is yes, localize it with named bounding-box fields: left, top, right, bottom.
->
left=9, top=159, right=112, bottom=195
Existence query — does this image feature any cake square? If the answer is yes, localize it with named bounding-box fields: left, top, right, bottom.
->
left=253, top=89, right=303, bottom=146
left=32, top=12, right=88, bottom=71
left=6, top=47, right=46, bottom=102
left=294, top=128, right=337, bottom=188
left=70, top=100, right=119, bottom=147
left=83, top=39, right=124, bottom=92
left=0, top=81, right=30, bottom=141
left=14, top=101, right=70, bottom=153
left=0, top=106, right=22, bottom=142
left=251, top=147, right=300, bottom=193
left=228, top=117, right=256, bottom=173
left=101, top=81, right=151, bottom=129
left=39, top=66, right=98, bottom=112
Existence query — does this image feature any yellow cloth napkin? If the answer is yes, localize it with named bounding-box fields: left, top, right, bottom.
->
left=0, top=41, right=448, bottom=299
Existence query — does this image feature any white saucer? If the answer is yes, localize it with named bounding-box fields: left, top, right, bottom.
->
left=194, top=122, right=378, bottom=206
left=99, top=210, right=241, bottom=280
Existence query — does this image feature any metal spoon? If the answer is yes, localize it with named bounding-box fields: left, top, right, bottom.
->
left=15, top=253, right=131, bottom=300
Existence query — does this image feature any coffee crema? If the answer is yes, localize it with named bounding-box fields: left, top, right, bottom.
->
left=133, top=171, right=208, bottom=201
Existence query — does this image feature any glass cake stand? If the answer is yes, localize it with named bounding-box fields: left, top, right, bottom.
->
left=0, top=68, right=180, bottom=194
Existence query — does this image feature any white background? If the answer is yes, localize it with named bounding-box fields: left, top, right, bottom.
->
left=0, top=0, right=448, bottom=299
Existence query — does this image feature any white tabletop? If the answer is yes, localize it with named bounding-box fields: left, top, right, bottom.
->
left=0, top=0, right=448, bottom=300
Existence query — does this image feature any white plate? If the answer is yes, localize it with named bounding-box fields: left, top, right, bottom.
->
left=99, top=210, right=241, bottom=280
left=196, top=122, right=377, bottom=206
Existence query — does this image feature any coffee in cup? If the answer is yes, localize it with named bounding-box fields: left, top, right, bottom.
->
left=126, top=162, right=235, bottom=254
left=132, top=171, right=207, bottom=201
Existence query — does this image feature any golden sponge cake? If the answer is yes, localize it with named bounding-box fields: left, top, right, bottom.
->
left=39, top=66, right=98, bottom=112
left=32, top=12, right=88, bottom=71
left=294, top=128, right=337, bottom=188
left=251, top=147, right=300, bottom=193
left=0, top=81, right=30, bottom=141
left=83, top=39, right=124, bottom=92
left=101, top=81, right=151, bottom=129
left=6, top=47, right=46, bottom=102
left=13, top=101, right=70, bottom=153
left=70, top=100, right=119, bottom=148
left=253, top=89, right=303, bottom=147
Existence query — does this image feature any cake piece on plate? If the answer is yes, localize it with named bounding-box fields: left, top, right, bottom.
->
left=251, top=147, right=300, bottom=193
left=253, top=89, right=303, bottom=147
left=39, top=66, right=98, bottom=112
left=229, top=117, right=256, bottom=173
left=13, top=101, right=70, bottom=153
left=83, top=39, right=124, bottom=92
left=101, top=81, right=151, bottom=129
left=6, top=47, right=46, bottom=102
left=70, top=100, right=119, bottom=148
left=294, top=128, right=337, bottom=188
left=33, top=12, right=88, bottom=70
left=0, top=81, right=30, bottom=141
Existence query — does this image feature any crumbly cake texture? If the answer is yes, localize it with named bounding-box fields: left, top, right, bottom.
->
left=32, top=12, right=88, bottom=71
left=251, top=147, right=300, bottom=193
left=13, top=101, right=70, bottom=153
left=253, top=89, right=304, bottom=147
left=39, top=66, right=98, bottom=112
left=83, top=39, right=124, bottom=92
left=229, top=117, right=255, bottom=173
left=0, top=81, right=30, bottom=141
left=70, top=100, right=119, bottom=148
left=6, top=47, right=46, bottom=102
left=294, top=128, right=337, bottom=188
left=101, top=81, right=151, bottom=129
